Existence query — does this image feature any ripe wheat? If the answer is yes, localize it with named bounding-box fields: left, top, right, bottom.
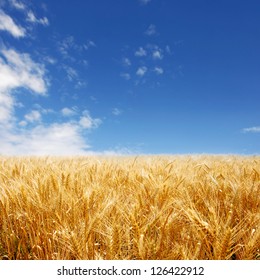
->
left=0, top=155, right=259, bottom=260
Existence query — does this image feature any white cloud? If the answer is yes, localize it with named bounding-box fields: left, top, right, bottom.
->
left=0, top=11, right=103, bottom=156
left=145, top=24, right=157, bottom=36
left=79, top=111, right=102, bottom=129
left=0, top=10, right=26, bottom=37
left=0, top=47, right=76, bottom=156
left=79, top=116, right=94, bottom=129
left=120, top=72, right=131, bottom=80
left=24, top=110, right=41, bottom=123
left=152, top=50, right=163, bottom=60
left=136, top=66, right=147, bottom=77
left=122, top=57, right=131, bottom=66
left=33, top=103, right=54, bottom=115
left=9, top=0, right=26, bottom=10
left=0, top=48, right=47, bottom=94
left=26, top=10, right=49, bottom=26
left=0, top=122, right=90, bottom=156
left=1, top=111, right=102, bottom=155
left=112, top=108, right=122, bottom=116
left=61, top=107, right=77, bottom=117
left=242, top=126, right=260, bottom=133
left=0, top=48, right=47, bottom=127
left=135, top=47, right=147, bottom=57
left=154, top=67, right=164, bottom=75
left=18, top=120, right=27, bottom=126
left=27, top=123, right=88, bottom=155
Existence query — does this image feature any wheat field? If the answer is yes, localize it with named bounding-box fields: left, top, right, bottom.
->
left=0, top=155, right=259, bottom=260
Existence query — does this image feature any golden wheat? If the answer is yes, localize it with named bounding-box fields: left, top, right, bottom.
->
left=0, top=155, right=259, bottom=260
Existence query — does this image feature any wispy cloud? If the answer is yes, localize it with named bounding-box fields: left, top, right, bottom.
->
left=135, top=47, right=147, bottom=57
left=0, top=47, right=47, bottom=128
left=9, top=0, right=26, bottom=11
left=120, top=43, right=171, bottom=86
left=33, top=104, right=54, bottom=115
left=58, top=36, right=94, bottom=62
left=112, top=108, right=122, bottom=116
left=62, top=64, right=78, bottom=81
left=165, top=45, right=172, bottom=55
left=139, top=0, right=151, bottom=5
left=152, top=49, right=163, bottom=60
left=154, top=66, right=164, bottom=75
left=26, top=10, right=49, bottom=26
left=0, top=10, right=26, bottom=37
left=75, top=80, right=87, bottom=89
left=0, top=90, right=14, bottom=126
left=24, top=110, right=41, bottom=123
left=44, top=56, right=57, bottom=65
left=120, top=72, right=131, bottom=80
left=59, top=36, right=95, bottom=55
left=61, top=64, right=87, bottom=89
left=61, top=107, right=77, bottom=117
left=83, top=40, right=96, bottom=50
left=79, top=110, right=102, bottom=129
left=136, top=66, right=147, bottom=77
left=145, top=24, right=157, bottom=36
left=0, top=48, right=47, bottom=95
left=242, top=126, right=260, bottom=133
left=122, top=57, right=131, bottom=66
left=146, top=44, right=164, bottom=60
left=19, top=109, right=42, bottom=127
left=58, top=35, right=75, bottom=58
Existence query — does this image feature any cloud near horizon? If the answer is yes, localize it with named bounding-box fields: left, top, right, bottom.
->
left=0, top=47, right=102, bottom=155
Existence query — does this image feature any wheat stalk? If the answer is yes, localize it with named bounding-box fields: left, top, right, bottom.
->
left=0, top=155, right=259, bottom=260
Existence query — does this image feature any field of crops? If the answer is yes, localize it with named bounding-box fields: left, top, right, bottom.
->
left=0, top=155, right=259, bottom=260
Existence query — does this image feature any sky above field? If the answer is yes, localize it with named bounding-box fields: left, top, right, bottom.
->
left=0, top=0, right=260, bottom=155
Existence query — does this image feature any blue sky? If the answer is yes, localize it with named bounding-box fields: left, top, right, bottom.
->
left=0, top=0, right=259, bottom=155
